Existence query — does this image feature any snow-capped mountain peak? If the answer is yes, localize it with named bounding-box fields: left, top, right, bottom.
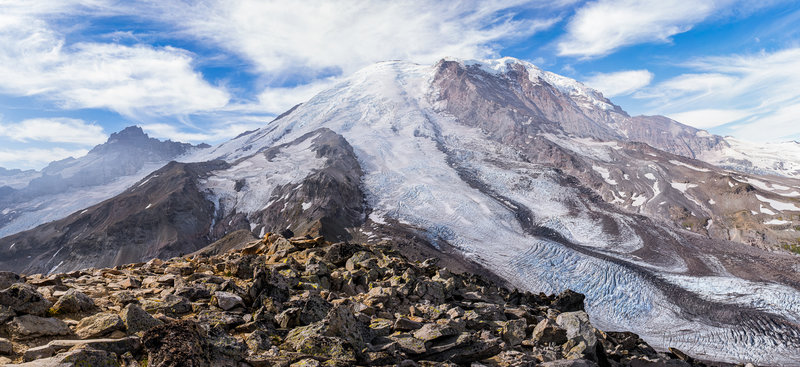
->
left=446, top=56, right=616, bottom=111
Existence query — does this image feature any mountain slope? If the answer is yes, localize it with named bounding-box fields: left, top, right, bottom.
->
left=0, top=126, right=208, bottom=238
left=0, top=128, right=366, bottom=275
left=2, top=58, right=800, bottom=364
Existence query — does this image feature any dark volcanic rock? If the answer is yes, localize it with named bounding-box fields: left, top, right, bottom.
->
left=142, top=320, right=210, bottom=367
left=0, top=283, right=52, bottom=316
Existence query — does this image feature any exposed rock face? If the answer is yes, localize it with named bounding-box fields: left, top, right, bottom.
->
left=0, top=128, right=365, bottom=275
left=0, top=126, right=209, bottom=239
left=0, top=234, right=710, bottom=366
left=0, top=160, right=225, bottom=274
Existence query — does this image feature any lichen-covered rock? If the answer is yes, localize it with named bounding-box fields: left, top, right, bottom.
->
left=51, top=289, right=96, bottom=315
left=142, top=320, right=210, bottom=367
left=501, top=318, right=527, bottom=347
left=0, top=337, right=13, bottom=354
left=9, top=315, right=71, bottom=339
left=22, top=345, right=55, bottom=362
left=75, top=312, right=125, bottom=339
left=0, top=234, right=705, bottom=366
left=528, top=318, right=568, bottom=346
left=0, top=283, right=52, bottom=316
left=556, top=311, right=598, bottom=360
left=0, top=271, right=21, bottom=290
left=120, top=303, right=162, bottom=334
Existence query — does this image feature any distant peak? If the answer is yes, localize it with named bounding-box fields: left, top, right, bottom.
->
left=111, top=126, right=147, bottom=140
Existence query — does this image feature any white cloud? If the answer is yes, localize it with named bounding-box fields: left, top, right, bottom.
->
left=638, top=47, right=800, bottom=141
left=255, top=78, right=340, bottom=115
left=584, top=69, right=653, bottom=97
left=667, top=109, right=750, bottom=129
left=0, top=118, right=106, bottom=145
left=0, top=4, right=230, bottom=117
left=151, top=0, right=562, bottom=76
left=557, top=0, right=719, bottom=57
left=141, top=119, right=268, bottom=144
left=0, top=147, right=89, bottom=170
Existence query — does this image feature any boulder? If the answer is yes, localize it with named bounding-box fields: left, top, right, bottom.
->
left=541, top=359, right=599, bottom=367
left=48, top=337, right=141, bottom=356
left=551, top=290, right=585, bottom=312
left=556, top=311, right=597, bottom=359
left=175, top=286, right=211, bottom=301
left=0, top=337, right=12, bottom=354
left=0, top=271, right=21, bottom=290
left=76, top=312, right=125, bottom=339
left=0, top=283, right=53, bottom=316
left=8, top=315, right=71, bottom=339
left=6, top=348, right=120, bottom=367
left=528, top=318, right=568, bottom=346
left=159, top=294, right=192, bottom=315
left=501, top=318, right=527, bottom=347
left=142, top=320, right=210, bottom=367
left=214, top=291, right=244, bottom=311
left=413, top=323, right=459, bottom=342
left=283, top=304, right=365, bottom=361
left=23, top=345, right=55, bottom=362
left=120, top=303, right=162, bottom=334
left=51, top=289, right=96, bottom=314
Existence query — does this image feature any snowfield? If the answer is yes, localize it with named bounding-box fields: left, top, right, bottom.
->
left=184, top=59, right=800, bottom=364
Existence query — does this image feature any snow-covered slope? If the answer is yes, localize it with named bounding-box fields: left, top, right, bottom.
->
left=0, top=126, right=207, bottom=238
left=182, top=59, right=800, bottom=364
left=5, top=58, right=800, bottom=364
left=700, top=137, right=800, bottom=178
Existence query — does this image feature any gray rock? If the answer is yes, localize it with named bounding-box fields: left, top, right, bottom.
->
left=501, top=318, right=527, bottom=347
left=556, top=311, right=597, bottom=359
left=0, top=337, right=12, bottom=354
left=48, top=337, right=141, bottom=356
left=175, top=285, right=211, bottom=301
left=528, top=318, right=567, bottom=345
left=540, top=359, right=599, bottom=367
left=51, top=289, right=96, bottom=314
left=413, top=323, right=459, bottom=342
left=8, top=315, right=71, bottom=339
left=0, top=305, right=15, bottom=323
left=0, top=271, right=21, bottom=290
left=245, top=330, right=273, bottom=353
left=0, top=283, right=53, bottom=316
left=120, top=303, right=162, bottom=334
left=214, top=291, right=244, bottom=311
left=75, top=312, right=125, bottom=339
left=23, top=345, right=55, bottom=362
left=159, top=294, right=192, bottom=315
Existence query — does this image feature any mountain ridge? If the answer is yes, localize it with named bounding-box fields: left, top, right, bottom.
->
left=2, top=58, right=800, bottom=364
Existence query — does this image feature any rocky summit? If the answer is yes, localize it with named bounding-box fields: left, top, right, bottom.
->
left=0, top=233, right=722, bottom=367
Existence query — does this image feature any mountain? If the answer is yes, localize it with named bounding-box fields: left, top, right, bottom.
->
left=2, top=58, right=800, bottom=364
left=0, top=126, right=208, bottom=238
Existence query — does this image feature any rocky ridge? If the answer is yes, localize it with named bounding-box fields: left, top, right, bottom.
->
left=0, top=233, right=723, bottom=367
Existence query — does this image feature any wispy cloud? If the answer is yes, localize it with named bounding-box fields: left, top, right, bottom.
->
left=0, top=147, right=90, bottom=170
left=0, top=2, right=230, bottom=117
left=557, top=0, right=730, bottom=58
left=637, top=47, right=800, bottom=140
left=0, top=118, right=106, bottom=145
left=584, top=69, right=653, bottom=97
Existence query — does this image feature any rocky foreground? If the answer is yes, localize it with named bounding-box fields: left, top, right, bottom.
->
left=0, top=234, right=742, bottom=366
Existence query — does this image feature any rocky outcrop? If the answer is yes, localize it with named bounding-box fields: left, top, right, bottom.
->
left=0, top=234, right=720, bottom=366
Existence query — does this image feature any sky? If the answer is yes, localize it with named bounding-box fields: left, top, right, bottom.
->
left=0, top=0, right=799, bottom=170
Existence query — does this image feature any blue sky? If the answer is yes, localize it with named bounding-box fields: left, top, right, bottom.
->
left=1, top=0, right=799, bottom=170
